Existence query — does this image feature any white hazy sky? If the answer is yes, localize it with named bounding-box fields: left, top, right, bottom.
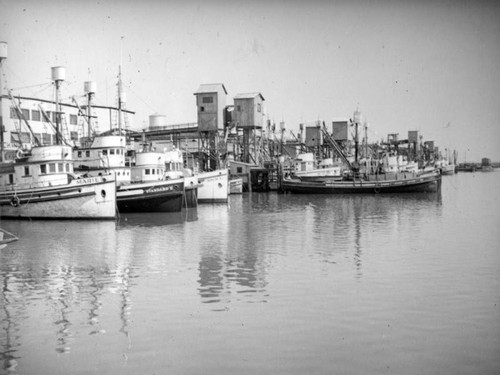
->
left=1, top=0, right=500, bottom=161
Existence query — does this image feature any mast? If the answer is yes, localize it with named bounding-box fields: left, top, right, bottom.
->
left=364, top=121, right=368, bottom=160
left=84, top=81, right=96, bottom=137
left=117, top=64, right=122, bottom=133
left=51, top=66, right=66, bottom=145
left=0, top=41, right=7, bottom=162
left=353, top=109, right=362, bottom=166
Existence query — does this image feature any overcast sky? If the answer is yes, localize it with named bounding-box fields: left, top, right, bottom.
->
left=2, top=0, right=499, bottom=161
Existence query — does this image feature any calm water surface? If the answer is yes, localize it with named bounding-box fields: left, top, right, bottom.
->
left=1, top=172, right=499, bottom=375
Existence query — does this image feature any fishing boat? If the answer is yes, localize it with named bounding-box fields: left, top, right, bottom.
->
left=197, top=168, right=229, bottom=203
left=291, top=152, right=344, bottom=182
left=282, top=169, right=441, bottom=194
left=117, top=146, right=185, bottom=212
left=435, top=158, right=455, bottom=175
left=0, top=145, right=117, bottom=219
left=282, top=111, right=441, bottom=194
left=74, top=133, right=186, bottom=212
left=72, top=68, right=195, bottom=212
left=0, top=61, right=116, bottom=219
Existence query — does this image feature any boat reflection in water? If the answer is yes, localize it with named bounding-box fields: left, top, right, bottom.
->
left=117, top=209, right=198, bottom=228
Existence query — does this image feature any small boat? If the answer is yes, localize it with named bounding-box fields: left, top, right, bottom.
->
left=0, top=145, right=117, bottom=219
left=229, top=177, right=243, bottom=194
left=435, top=158, right=456, bottom=175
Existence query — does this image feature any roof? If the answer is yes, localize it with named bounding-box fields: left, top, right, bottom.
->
left=194, top=83, right=227, bottom=95
left=234, top=92, right=265, bottom=101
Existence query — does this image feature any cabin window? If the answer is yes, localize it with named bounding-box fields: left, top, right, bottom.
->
left=200, top=106, right=205, bottom=112
left=145, top=169, right=150, bottom=175
left=32, top=110, right=41, bottom=121
left=42, top=133, right=52, bottom=145
left=85, top=151, right=90, bottom=157
left=237, top=167, right=243, bottom=173
left=58, top=163, right=63, bottom=172
left=152, top=169, right=156, bottom=175
left=102, top=150, right=108, bottom=155
left=69, top=114, right=78, bottom=125
left=70, top=131, right=78, bottom=141
left=77, top=151, right=82, bottom=158
left=202, top=96, right=213, bottom=104
left=9, top=174, right=14, bottom=185
left=24, top=166, right=30, bottom=176
left=110, top=149, right=115, bottom=155
left=66, top=163, right=70, bottom=172
left=49, top=163, right=56, bottom=173
left=40, top=164, right=47, bottom=174
left=257, top=103, right=261, bottom=112
left=237, top=105, right=241, bottom=111
left=20, top=132, right=31, bottom=143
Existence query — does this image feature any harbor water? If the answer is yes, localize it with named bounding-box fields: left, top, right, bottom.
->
left=1, top=171, right=499, bottom=375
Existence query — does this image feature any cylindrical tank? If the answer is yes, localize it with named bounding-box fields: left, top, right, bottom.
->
left=51, top=66, right=66, bottom=81
left=84, top=81, right=97, bottom=94
left=149, top=113, right=168, bottom=128
left=0, top=41, right=7, bottom=60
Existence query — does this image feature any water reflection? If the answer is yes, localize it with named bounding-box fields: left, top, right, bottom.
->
left=117, top=209, right=198, bottom=228
left=197, top=203, right=268, bottom=309
left=277, top=190, right=442, bottom=277
left=1, top=269, right=21, bottom=374
left=0, top=219, right=128, bottom=364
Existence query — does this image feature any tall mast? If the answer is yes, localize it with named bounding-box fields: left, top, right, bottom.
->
left=117, top=64, right=122, bottom=133
left=84, top=80, right=96, bottom=137
left=353, top=109, right=362, bottom=166
left=52, top=66, right=65, bottom=145
left=0, top=41, right=7, bottom=161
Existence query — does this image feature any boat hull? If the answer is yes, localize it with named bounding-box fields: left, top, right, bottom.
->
left=117, top=179, right=184, bottom=212
left=197, top=169, right=229, bottom=203
left=0, top=176, right=117, bottom=219
left=282, top=171, right=441, bottom=194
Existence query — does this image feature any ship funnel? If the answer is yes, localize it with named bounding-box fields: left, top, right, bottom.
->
left=84, top=81, right=97, bottom=94
left=51, top=66, right=66, bottom=81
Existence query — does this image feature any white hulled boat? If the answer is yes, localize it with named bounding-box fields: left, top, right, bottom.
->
left=0, top=145, right=117, bottom=219
left=197, top=168, right=229, bottom=203
left=292, top=152, right=344, bottom=182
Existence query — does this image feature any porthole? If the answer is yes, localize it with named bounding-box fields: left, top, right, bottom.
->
left=101, top=190, right=106, bottom=198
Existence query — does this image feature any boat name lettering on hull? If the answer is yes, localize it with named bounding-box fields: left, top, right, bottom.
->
left=76, top=177, right=99, bottom=185
left=145, top=185, right=178, bottom=194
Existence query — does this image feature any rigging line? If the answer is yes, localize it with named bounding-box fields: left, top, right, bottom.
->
left=119, top=76, right=157, bottom=111
left=8, top=82, right=53, bottom=92
left=122, top=84, right=157, bottom=112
